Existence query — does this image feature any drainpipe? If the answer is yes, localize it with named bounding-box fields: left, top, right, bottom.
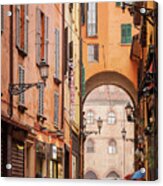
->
left=8, top=5, right=14, bottom=117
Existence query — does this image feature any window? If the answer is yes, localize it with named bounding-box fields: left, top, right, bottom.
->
left=38, top=83, right=44, bottom=116
left=108, top=139, right=117, bottom=154
left=1, top=5, right=4, bottom=33
left=108, top=112, right=116, bottom=124
left=16, top=5, right=28, bottom=54
left=88, top=44, right=99, bottom=62
left=87, top=3, right=97, bottom=36
left=18, top=65, right=25, bottom=105
left=54, top=29, right=60, bottom=79
left=121, top=24, right=132, bottom=44
left=116, top=2, right=121, bottom=7
left=87, top=111, right=94, bottom=124
left=54, top=92, right=59, bottom=126
left=87, top=139, right=94, bottom=153
left=36, top=8, right=48, bottom=64
left=64, top=27, right=68, bottom=75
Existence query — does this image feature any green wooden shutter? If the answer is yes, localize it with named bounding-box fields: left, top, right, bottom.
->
left=116, top=2, right=121, bottom=7
left=38, top=84, right=44, bottom=115
left=121, top=24, right=132, bottom=44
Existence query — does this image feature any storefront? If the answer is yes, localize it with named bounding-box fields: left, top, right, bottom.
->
left=72, top=131, right=80, bottom=179
left=36, top=141, right=47, bottom=177
left=49, top=144, right=58, bottom=178
left=1, top=119, right=28, bottom=177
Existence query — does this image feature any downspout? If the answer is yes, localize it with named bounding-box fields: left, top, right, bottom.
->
left=8, top=5, right=14, bottom=117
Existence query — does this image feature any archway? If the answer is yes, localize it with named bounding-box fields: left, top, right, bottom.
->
left=83, top=85, right=135, bottom=179
left=84, top=71, right=137, bottom=107
left=106, top=171, right=120, bottom=179
left=84, top=170, right=98, bottom=179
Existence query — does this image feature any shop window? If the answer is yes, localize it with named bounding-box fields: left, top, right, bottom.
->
left=108, top=112, right=116, bottom=124
left=87, top=3, right=97, bottom=37
left=36, top=8, right=48, bottom=64
left=121, top=24, right=132, bottom=44
left=16, top=5, right=28, bottom=55
left=108, top=139, right=117, bottom=154
left=87, top=110, right=94, bottom=124
left=88, top=44, right=99, bottom=62
left=54, top=92, right=59, bottom=126
left=87, top=139, right=94, bottom=153
left=54, top=28, right=60, bottom=79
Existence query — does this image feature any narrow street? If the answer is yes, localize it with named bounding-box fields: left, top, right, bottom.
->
left=1, top=2, right=158, bottom=180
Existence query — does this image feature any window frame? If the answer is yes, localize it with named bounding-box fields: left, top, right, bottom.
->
left=86, top=110, right=94, bottom=124
left=107, top=112, right=116, bottom=125
left=121, top=24, right=132, bottom=44
left=16, top=5, right=28, bottom=55
left=108, top=139, right=117, bottom=154
left=36, top=8, right=49, bottom=65
left=88, top=44, right=99, bottom=63
left=54, top=28, right=60, bottom=79
left=54, top=92, right=59, bottom=126
left=86, top=139, right=94, bottom=153
left=87, top=2, right=98, bottom=37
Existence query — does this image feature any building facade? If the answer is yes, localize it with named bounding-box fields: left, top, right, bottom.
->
left=83, top=85, right=135, bottom=179
left=129, top=1, right=158, bottom=180
left=1, top=4, right=64, bottom=178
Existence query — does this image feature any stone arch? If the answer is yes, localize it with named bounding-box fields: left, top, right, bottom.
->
left=84, top=71, right=137, bottom=107
left=84, top=170, right=98, bottom=179
left=106, top=171, right=120, bottom=179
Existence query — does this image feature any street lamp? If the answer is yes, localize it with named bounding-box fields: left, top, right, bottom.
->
left=121, top=2, right=157, bottom=26
left=125, top=102, right=135, bottom=122
left=97, top=117, right=103, bottom=134
left=38, top=61, right=49, bottom=82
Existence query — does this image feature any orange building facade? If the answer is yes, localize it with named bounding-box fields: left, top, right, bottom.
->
left=1, top=4, right=64, bottom=178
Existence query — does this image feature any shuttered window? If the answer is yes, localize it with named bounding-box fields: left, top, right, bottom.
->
left=36, top=8, right=48, bottom=64
left=121, top=24, right=132, bottom=44
left=88, top=44, right=99, bottom=62
left=54, top=92, right=59, bottom=126
left=54, top=29, right=60, bottom=79
left=16, top=5, right=28, bottom=54
left=1, top=5, right=4, bottom=33
left=87, top=3, right=97, bottom=36
left=18, top=65, right=25, bottom=105
left=116, top=2, right=121, bottom=7
left=38, top=83, right=44, bottom=115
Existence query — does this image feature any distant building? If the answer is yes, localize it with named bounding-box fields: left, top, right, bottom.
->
left=83, top=85, right=135, bottom=179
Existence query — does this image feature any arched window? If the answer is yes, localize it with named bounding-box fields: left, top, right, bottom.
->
left=108, top=139, right=117, bottom=154
left=86, top=139, right=94, bottom=153
left=108, top=112, right=116, bottom=124
left=87, top=110, right=94, bottom=124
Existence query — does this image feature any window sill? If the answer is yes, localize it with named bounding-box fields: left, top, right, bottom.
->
left=37, top=113, right=47, bottom=122
left=120, top=43, right=131, bottom=46
left=18, top=103, right=28, bottom=113
left=87, top=34, right=98, bottom=39
left=88, top=60, right=99, bottom=64
left=53, top=76, right=62, bottom=85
